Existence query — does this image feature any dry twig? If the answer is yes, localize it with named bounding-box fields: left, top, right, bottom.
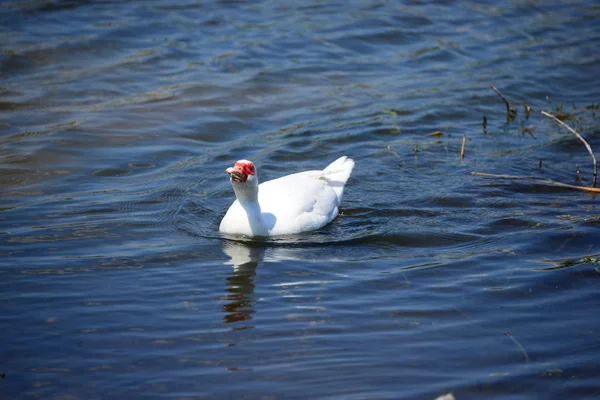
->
left=460, top=135, right=466, bottom=159
left=386, top=145, right=400, bottom=159
left=505, top=332, right=530, bottom=363
left=471, top=172, right=600, bottom=193
left=542, top=110, right=597, bottom=187
left=491, top=85, right=518, bottom=122
left=523, top=103, right=532, bottom=119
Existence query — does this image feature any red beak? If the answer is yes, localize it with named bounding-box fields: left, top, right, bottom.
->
left=226, top=166, right=246, bottom=182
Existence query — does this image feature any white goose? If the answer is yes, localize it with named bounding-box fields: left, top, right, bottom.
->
left=219, top=156, right=354, bottom=237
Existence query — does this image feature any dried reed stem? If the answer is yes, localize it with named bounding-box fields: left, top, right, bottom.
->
left=505, top=332, right=530, bottom=363
left=491, top=85, right=517, bottom=122
left=386, top=145, right=400, bottom=159
left=471, top=171, right=600, bottom=193
left=541, top=110, right=597, bottom=187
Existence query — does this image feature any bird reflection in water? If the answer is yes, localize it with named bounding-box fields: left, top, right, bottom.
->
left=220, top=240, right=265, bottom=325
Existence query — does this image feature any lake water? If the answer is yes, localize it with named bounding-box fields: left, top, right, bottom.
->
left=2, top=1, right=600, bottom=399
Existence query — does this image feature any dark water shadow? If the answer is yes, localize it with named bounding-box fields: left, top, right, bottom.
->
left=220, top=240, right=265, bottom=325
left=218, top=237, right=350, bottom=326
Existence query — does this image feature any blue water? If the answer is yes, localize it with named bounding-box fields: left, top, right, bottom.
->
left=2, top=1, right=600, bottom=399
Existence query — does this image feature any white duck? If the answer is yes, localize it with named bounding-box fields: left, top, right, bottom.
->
left=219, top=156, right=354, bottom=237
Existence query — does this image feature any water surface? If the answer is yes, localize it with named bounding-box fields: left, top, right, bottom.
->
left=2, top=1, right=600, bottom=399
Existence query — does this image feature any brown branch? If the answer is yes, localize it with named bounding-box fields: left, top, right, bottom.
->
left=471, top=171, right=600, bottom=193
left=542, top=110, right=597, bottom=187
left=491, top=85, right=517, bottom=122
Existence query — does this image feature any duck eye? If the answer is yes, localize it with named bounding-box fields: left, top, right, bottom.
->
left=249, top=166, right=255, bottom=172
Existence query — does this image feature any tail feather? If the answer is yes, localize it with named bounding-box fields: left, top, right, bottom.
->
left=322, top=156, right=354, bottom=203
left=323, top=156, right=354, bottom=184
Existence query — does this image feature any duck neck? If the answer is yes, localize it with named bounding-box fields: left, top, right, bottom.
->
left=233, top=182, right=267, bottom=236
